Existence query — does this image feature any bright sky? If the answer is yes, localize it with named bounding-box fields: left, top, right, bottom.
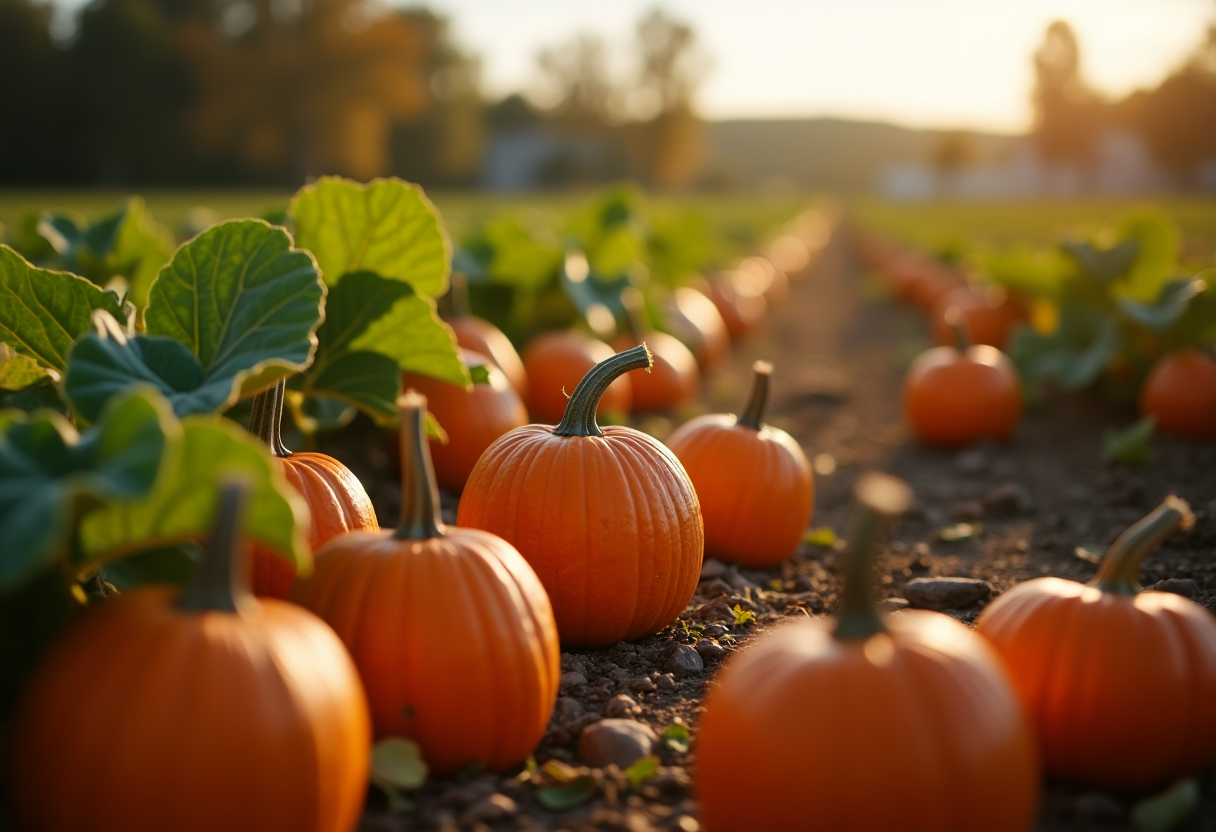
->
left=426, top=0, right=1214, bottom=133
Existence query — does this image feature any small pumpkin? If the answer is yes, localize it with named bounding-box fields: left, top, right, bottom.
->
left=708, top=271, right=766, bottom=338
left=446, top=272, right=529, bottom=399
left=294, top=392, right=560, bottom=775
left=976, top=496, right=1216, bottom=792
left=903, top=311, right=1021, bottom=446
left=1140, top=348, right=1216, bottom=439
left=10, top=481, right=372, bottom=832
left=611, top=288, right=699, bottom=412
left=666, top=361, right=812, bottom=567
left=664, top=285, right=731, bottom=368
left=522, top=329, right=632, bottom=424
left=246, top=379, right=379, bottom=597
left=930, top=284, right=1029, bottom=350
left=697, top=474, right=1039, bottom=832
left=458, top=344, right=704, bottom=648
left=401, top=349, right=528, bottom=490
left=736, top=254, right=788, bottom=302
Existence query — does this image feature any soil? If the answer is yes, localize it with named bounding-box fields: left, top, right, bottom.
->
left=325, top=225, right=1216, bottom=832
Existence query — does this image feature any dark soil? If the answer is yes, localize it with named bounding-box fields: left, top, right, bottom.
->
left=325, top=226, right=1216, bottom=832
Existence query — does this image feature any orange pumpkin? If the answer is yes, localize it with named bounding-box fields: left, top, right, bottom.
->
left=612, top=288, right=699, bottom=412
left=736, top=254, right=788, bottom=303
left=976, top=496, right=1216, bottom=792
left=446, top=270, right=529, bottom=398
left=294, top=392, right=560, bottom=775
left=903, top=312, right=1021, bottom=446
left=708, top=272, right=766, bottom=338
left=401, top=349, right=528, bottom=490
left=664, top=286, right=731, bottom=368
left=698, top=474, right=1039, bottom=832
left=247, top=379, right=379, bottom=597
left=458, top=344, right=704, bottom=648
left=10, top=481, right=371, bottom=832
left=522, top=330, right=631, bottom=424
left=666, top=361, right=812, bottom=567
left=930, top=284, right=1029, bottom=350
left=1140, top=348, right=1216, bottom=439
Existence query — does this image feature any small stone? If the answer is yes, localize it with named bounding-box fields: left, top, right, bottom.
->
left=651, top=766, right=692, bottom=792
left=983, top=482, right=1033, bottom=516
left=697, top=578, right=730, bottom=598
left=560, top=671, right=588, bottom=688
left=791, top=575, right=814, bottom=592
left=664, top=644, right=705, bottom=676
left=656, top=673, right=677, bottom=691
left=954, top=447, right=990, bottom=475
left=609, top=667, right=632, bottom=682
left=674, top=815, right=701, bottom=832
left=554, top=696, right=584, bottom=725
left=904, top=577, right=993, bottom=610
left=882, top=597, right=909, bottom=611
left=722, top=568, right=754, bottom=591
left=606, top=694, right=640, bottom=718
left=1071, top=792, right=1123, bottom=823
left=694, top=597, right=737, bottom=622
left=578, top=719, right=659, bottom=768
left=700, top=559, right=726, bottom=579
left=630, top=676, right=657, bottom=693
left=440, top=776, right=497, bottom=807
left=1147, top=578, right=1199, bottom=599
left=694, top=639, right=726, bottom=661
left=702, top=624, right=729, bottom=639
left=458, top=794, right=517, bottom=826
left=950, top=501, right=984, bottom=522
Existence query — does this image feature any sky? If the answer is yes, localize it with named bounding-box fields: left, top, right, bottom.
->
left=425, top=0, right=1214, bottom=134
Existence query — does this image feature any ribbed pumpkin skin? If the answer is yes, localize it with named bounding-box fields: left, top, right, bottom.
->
left=401, top=350, right=529, bottom=490
left=522, top=332, right=632, bottom=424
left=698, top=613, right=1039, bottom=832
left=450, top=316, right=529, bottom=399
left=666, top=415, right=811, bottom=567
left=11, top=589, right=370, bottom=832
left=976, top=579, right=1216, bottom=791
left=293, top=527, right=560, bottom=775
left=611, top=332, right=699, bottom=412
left=253, top=453, right=380, bottom=598
left=457, top=425, right=704, bottom=647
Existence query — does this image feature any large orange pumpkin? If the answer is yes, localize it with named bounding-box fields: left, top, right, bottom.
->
left=247, top=379, right=379, bottom=597
left=666, top=361, right=812, bottom=567
left=522, top=330, right=632, bottom=424
left=976, top=496, right=1216, bottom=792
left=10, top=482, right=371, bottom=832
left=294, top=392, right=560, bottom=775
left=1140, top=348, right=1216, bottom=439
left=401, top=349, right=528, bottom=490
left=698, top=474, right=1039, bottom=832
left=458, top=344, right=704, bottom=648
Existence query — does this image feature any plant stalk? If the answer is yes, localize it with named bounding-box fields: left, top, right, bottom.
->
left=833, top=473, right=913, bottom=641
left=394, top=391, right=443, bottom=540
left=177, top=480, right=255, bottom=615
left=736, top=361, right=773, bottom=431
left=1091, top=495, right=1193, bottom=596
left=248, top=378, right=292, bottom=458
left=553, top=344, right=652, bottom=437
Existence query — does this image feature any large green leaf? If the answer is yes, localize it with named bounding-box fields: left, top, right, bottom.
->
left=0, top=245, right=125, bottom=376
left=1012, top=314, right=1120, bottom=391
left=143, top=219, right=324, bottom=395
left=1117, top=206, right=1179, bottom=304
left=0, top=345, right=48, bottom=391
left=352, top=295, right=466, bottom=383
left=0, top=388, right=171, bottom=590
left=1117, top=278, right=1203, bottom=332
left=80, top=415, right=309, bottom=572
left=291, top=177, right=450, bottom=296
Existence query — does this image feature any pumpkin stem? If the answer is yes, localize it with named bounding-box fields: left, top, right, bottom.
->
left=248, top=378, right=292, bottom=458
left=177, top=479, right=256, bottom=615
left=1090, top=495, right=1193, bottom=596
left=394, top=391, right=443, bottom=540
left=619, top=287, right=648, bottom=342
left=553, top=344, right=653, bottom=437
left=736, top=361, right=773, bottom=431
left=450, top=270, right=472, bottom=319
left=833, top=473, right=913, bottom=641
left=944, top=306, right=971, bottom=352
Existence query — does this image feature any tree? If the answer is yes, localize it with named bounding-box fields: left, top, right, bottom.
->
left=1031, top=20, right=1103, bottom=168
left=534, top=33, right=617, bottom=127
left=1130, top=25, right=1216, bottom=183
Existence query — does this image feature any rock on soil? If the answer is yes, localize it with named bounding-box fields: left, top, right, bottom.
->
left=664, top=644, right=705, bottom=675
left=1147, top=578, right=1199, bottom=598
left=903, top=577, right=993, bottom=610
left=578, top=719, right=659, bottom=768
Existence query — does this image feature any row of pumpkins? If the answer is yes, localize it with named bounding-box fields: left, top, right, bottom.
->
left=10, top=213, right=1216, bottom=832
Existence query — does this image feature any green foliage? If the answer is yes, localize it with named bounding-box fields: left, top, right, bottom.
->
left=731, top=604, right=756, bottom=626
left=659, top=722, right=691, bottom=754
left=804, top=527, right=838, bottom=548
left=1103, top=417, right=1156, bottom=466
left=625, top=755, right=660, bottom=788
left=1131, top=778, right=1199, bottom=832
left=370, top=737, right=429, bottom=813
left=537, top=775, right=598, bottom=810
left=938, top=521, right=983, bottom=542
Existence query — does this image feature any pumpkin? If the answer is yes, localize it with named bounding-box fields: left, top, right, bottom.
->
left=903, top=311, right=1021, bottom=446
left=930, top=284, right=1028, bottom=350
left=666, top=361, right=812, bottom=567
left=446, top=273, right=529, bottom=399
left=765, top=234, right=812, bottom=281
left=976, top=496, right=1216, bottom=792
left=458, top=344, right=704, bottom=648
left=293, top=392, right=560, bottom=774
left=736, top=254, right=788, bottom=303
left=400, top=349, right=528, bottom=490
left=664, top=286, right=731, bottom=368
left=1140, top=348, right=1216, bottom=439
left=10, top=481, right=371, bottom=832
left=247, top=379, right=379, bottom=597
left=708, top=272, right=766, bottom=338
left=611, top=288, right=699, bottom=412
left=698, top=474, right=1039, bottom=832
left=522, top=330, right=632, bottom=424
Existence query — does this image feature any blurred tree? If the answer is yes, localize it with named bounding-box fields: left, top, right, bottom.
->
left=535, top=33, right=617, bottom=127
left=931, top=130, right=975, bottom=196
left=1031, top=20, right=1104, bottom=169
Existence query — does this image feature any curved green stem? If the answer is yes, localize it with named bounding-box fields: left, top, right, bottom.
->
left=943, top=306, right=971, bottom=352
left=248, top=378, right=292, bottom=459
left=619, top=287, right=648, bottom=342
left=553, top=344, right=652, bottom=437
left=736, top=361, right=772, bottom=431
left=1091, top=495, right=1193, bottom=596
left=834, top=473, right=913, bottom=641
left=177, top=480, right=254, bottom=615
left=394, top=391, right=443, bottom=540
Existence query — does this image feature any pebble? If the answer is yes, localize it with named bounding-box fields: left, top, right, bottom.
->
left=700, top=559, right=726, bottom=579
left=694, top=639, right=726, bottom=661
left=702, top=624, right=729, bottom=639
left=881, top=597, right=910, bottom=611
left=606, top=694, right=641, bottom=718
left=984, top=482, right=1033, bottom=516
left=665, top=644, right=705, bottom=676
left=656, top=673, right=677, bottom=691
left=950, top=500, right=984, bottom=522
left=954, top=447, right=990, bottom=475
left=458, top=794, right=517, bottom=826
left=440, top=776, right=497, bottom=807
left=1147, top=578, right=1199, bottom=599
left=1071, top=792, right=1123, bottom=823
left=697, top=578, right=731, bottom=598
left=578, top=719, right=659, bottom=768
left=674, top=815, right=701, bottom=832
left=554, top=696, right=584, bottom=725
left=723, top=568, right=754, bottom=591
left=791, top=575, right=814, bottom=592
left=560, top=671, right=588, bottom=688
left=630, top=676, right=657, bottom=693
left=904, top=577, right=993, bottom=610
left=609, top=667, right=632, bottom=682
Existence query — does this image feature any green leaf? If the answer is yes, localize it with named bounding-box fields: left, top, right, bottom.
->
left=626, top=755, right=660, bottom=788
left=804, top=527, right=838, bottom=548
left=1118, top=206, right=1179, bottom=304
left=469, top=363, right=492, bottom=385
left=659, top=722, right=691, bottom=754
left=1103, top=417, right=1155, bottom=466
left=371, top=738, right=429, bottom=790
left=938, top=521, right=983, bottom=541
left=1117, top=279, right=1203, bottom=332
left=1131, top=778, right=1198, bottom=832
left=542, top=760, right=582, bottom=783
left=0, top=387, right=171, bottom=590
left=1074, top=544, right=1103, bottom=564
left=0, top=245, right=125, bottom=375
left=1061, top=239, right=1138, bottom=284
left=78, top=415, right=308, bottom=572
left=352, top=293, right=466, bottom=384
left=0, top=344, right=49, bottom=390
left=291, top=177, right=450, bottom=295
left=732, top=604, right=756, bottom=626
left=99, top=543, right=200, bottom=590
left=1012, top=314, right=1120, bottom=391
left=536, top=775, right=598, bottom=810
left=145, top=219, right=324, bottom=391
